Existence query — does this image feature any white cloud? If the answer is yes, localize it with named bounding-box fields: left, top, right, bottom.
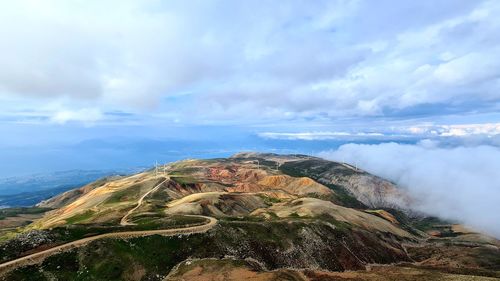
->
left=319, top=142, right=500, bottom=238
left=0, top=1, right=498, bottom=124
left=407, top=123, right=500, bottom=137
left=50, top=108, right=103, bottom=125
left=301, top=0, right=500, bottom=116
left=258, top=131, right=384, bottom=140
left=257, top=122, right=500, bottom=141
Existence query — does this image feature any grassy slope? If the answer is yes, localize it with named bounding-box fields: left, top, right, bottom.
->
left=5, top=219, right=499, bottom=280
left=0, top=207, right=50, bottom=220
left=0, top=215, right=207, bottom=264
left=2, top=219, right=414, bottom=280
left=2, top=155, right=499, bottom=280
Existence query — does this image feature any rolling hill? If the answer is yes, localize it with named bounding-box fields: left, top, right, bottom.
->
left=0, top=153, right=498, bottom=281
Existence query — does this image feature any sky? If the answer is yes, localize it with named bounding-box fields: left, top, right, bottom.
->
left=1, top=1, right=500, bottom=234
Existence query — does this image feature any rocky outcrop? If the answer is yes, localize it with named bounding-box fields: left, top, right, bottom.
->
left=279, top=159, right=411, bottom=211
left=165, top=192, right=268, bottom=217
left=328, top=173, right=409, bottom=209
left=257, top=175, right=333, bottom=196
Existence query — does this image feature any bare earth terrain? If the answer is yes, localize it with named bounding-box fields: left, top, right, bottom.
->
left=0, top=153, right=498, bottom=280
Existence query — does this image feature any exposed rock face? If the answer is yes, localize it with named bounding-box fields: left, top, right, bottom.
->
left=257, top=175, right=332, bottom=196
left=1, top=153, right=500, bottom=280
left=278, top=158, right=411, bottom=210
left=328, top=173, right=409, bottom=209
left=165, top=192, right=269, bottom=217
left=162, top=180, right=227, bottom=200
left=202, top=165, right=334, bottom=196
left=32, top=154, right=412, bottom=229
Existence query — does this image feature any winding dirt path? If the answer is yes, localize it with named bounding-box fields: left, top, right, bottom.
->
left=120, top=177, right=168, bottom=226
left=0, top=215, right=217, bottom=275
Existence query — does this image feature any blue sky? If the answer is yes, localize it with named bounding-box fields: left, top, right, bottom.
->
left=1, top=0, right=500, bottom=176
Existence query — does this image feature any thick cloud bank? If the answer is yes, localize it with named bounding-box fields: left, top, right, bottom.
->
left=1, top=1, right=500, bottom=124
left=319, top=142, right=500, bottom=238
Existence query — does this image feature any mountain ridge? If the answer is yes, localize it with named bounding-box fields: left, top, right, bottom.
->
left=0, top=152, right=498, bottom=280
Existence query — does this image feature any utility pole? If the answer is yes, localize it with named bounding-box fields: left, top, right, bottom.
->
left=155, top=160, right=158, bottom=178
left=246, top=160, right=260, bottom=170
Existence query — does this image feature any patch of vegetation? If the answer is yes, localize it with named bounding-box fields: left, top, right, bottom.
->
left=385, top=210, right=464, bottom=238
left=0, top=215, right=207, bottom=264
left=218, top=220, right=306, bottom=249
left=147, top=186, right=171, bottom=202
left=377, top=209, right=423, bottom=237
left=3, top=219, right=417, bottom=280
left=256, top=194, right=282, bottom=205
left=220, top=216, right=267, bottom=222
left=40, top=250, right=80, bottom=280
left=0, top=207, right=50, bottom=220
left=476, top=247, right=500, bottom=271
left=168, top=166, right=202, bottom=176
left=104, top=178, right=164, bottom=204
left=314, top=214, right=353, bottom=231
left=280, top=159, right=357, bottom=177
left=232, top=157, right=279, bottom=169
left=64, top=233, right=208, bottom=280
left=2, top=264, right=47, bottom=281
left=267, top=212, right=279, bottom=219
left=170, top=176, right=198, bottom=185
left=65, top=210, right=95, bottom=224
left=3, top=234, right=199, bottom=280
left=325, top=183, right=367, bottom=208
left=411, top=216, right=453, bottom=232
left=104, top=186, right=141, bottom=204
left=54, top=215, right=207, bottom=241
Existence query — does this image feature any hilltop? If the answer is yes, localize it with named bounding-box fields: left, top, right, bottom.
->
left=0, top=153, right=498, bottom=281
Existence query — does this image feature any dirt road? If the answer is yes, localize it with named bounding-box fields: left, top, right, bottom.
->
left=0, top=215, right=217, bottom=274
left=120, top=177, right=168, bottom=226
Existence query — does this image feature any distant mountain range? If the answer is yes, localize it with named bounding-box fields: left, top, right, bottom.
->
left=0, top=168, right=146, bottom=207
